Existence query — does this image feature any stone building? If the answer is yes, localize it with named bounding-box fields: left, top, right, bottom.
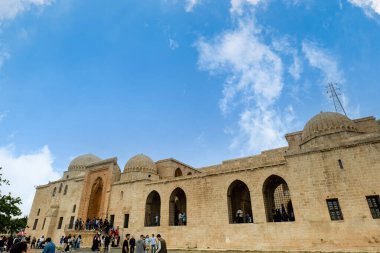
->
left=26, top=112, right=380, bottom=252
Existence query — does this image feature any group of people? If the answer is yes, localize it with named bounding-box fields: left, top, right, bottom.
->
left=2, top=237, right=55, bottom=253
left=90, top=233, right=117, bottom=252
left=271, top=204, right=295, bottom=222
left=59, top=235, right=82, bottom=252
left=74, top=218, right=111, bottom=233
left=0, top=235, right=31, bottom=253
left=122, top=234, right=166, bottom=253
left=234, top=209, right=253, bottom=223
left=1, top=232, right=167, bottom=253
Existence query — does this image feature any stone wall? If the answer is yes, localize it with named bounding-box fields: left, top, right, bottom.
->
left=25, top=114, right=380, bottom=252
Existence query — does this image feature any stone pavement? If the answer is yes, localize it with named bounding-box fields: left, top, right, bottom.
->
left=31, top=248, right=277, bottom=253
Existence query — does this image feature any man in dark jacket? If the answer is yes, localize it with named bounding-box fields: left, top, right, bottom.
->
left=122, top=234, right=130, bottom=253
left=104, top=236, right=110, bottom=252
left=129, top=236, right=135, bottom=253
left=155, top=234, right=166, bottom=253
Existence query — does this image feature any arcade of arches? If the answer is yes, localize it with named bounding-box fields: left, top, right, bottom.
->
left=138, top=176, right=294, bottom=227
left=26, top=112, right=380, bottom=252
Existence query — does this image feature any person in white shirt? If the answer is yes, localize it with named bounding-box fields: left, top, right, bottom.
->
left=178, top=213, right=183, bottom=226
left=154, top=234, right=166, bottom=253
left=150, top=234, right=156, bottom=253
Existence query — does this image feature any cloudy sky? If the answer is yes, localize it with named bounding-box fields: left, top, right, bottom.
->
left=0, top=0, right=379, bottom=215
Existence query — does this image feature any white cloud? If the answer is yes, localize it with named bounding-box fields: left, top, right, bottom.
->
left=289, top=54, right=302, bottom=80
left=302, top=41, right=344, bottom=83
left=0, top=145, right=60, bottom=215
left=302, top=41, right=359, bottom=117
left=0, top=0, right=53, bottom=21
left=185, top=0, right=200, bottom=12
left=169, top=37, right=179, bottom=50
left=230, top=0, right=263, bottom=15
left=348, top=0, right=380, bottom=18
left=0, top=111, right=8, bottom=121
left=196, top=18, right=296, bottom=154
left=0, top=47, right=10, bottom=70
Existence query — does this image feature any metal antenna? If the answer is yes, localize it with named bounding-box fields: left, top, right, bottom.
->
left=326, top=82, right=347, bottom=116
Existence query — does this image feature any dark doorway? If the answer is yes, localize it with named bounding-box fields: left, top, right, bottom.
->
left=227, top=180, right=253, bottom=224
left=145, top=191, right=161, bottom=226
left=169, top=187, right=187, bottom=226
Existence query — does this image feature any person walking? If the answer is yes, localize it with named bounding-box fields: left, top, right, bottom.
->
left=104, top=236, right=110, bottom=253
left=30, top=237, right=36, bottom=249
left=75, top=236, right=81, bottom=250
left=129, top=236, right=135, bottom=253
left=122, top=234, right=130, bottom=253
left=135, top=236, right=145, bottom=253
left=91, top=235, right=100, bottom=252
left=154, top=235, right=166, bottom=253
left=42, top=238, right=55, bottom=253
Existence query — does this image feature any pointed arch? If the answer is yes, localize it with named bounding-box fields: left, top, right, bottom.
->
left=263, top=175, right=295, bottom=222
left=227, top=180, right=253, bottom=224
left=169, top=187, right=187, bottom=226
left=145, top=191, right=161, bottom=227
left=175, top=168, right=182, bottom=177
left=87, top=177, right=103, bottom=219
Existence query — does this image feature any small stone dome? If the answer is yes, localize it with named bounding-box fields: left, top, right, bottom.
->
left=124, top=154, right=157, bottom=174
left=68, top=154, right=102, bottom=171
left=302, top=112, right=357, bottom=143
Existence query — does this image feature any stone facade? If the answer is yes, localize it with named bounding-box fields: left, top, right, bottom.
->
left=26, top=112, right=380, bottom=252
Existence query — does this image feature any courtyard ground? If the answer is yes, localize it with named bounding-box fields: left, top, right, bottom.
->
left=30, top=249, right=262, bottom=253
left=30, top=248, right=369, bottom=253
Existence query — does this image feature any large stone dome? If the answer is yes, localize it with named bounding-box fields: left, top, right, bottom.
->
left=302, top=112, right=357, bottom=143
left=124, top=154, right=157, bottom=174
left=68, top=154, right=102, bottom=171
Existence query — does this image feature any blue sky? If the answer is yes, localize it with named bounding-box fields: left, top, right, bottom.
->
left=0, top=0, right=379, bottom=214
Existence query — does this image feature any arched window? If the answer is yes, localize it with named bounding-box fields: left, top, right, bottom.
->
left=263, top=175, right=295, bottom=222
left=145, top=191, right=161, bottom=227
left=227, top=180, right=253, bottom=224
left=37, top=208, right=40, bottom=216
left=64, top=185, right=68, bottom=195
left=52, top=187, right=56, bottom=197
left=169, top=187, right=187, bottom=226
left=187, top=172, right=192, bottom=175
left=58, top=183, right=63, bottom=193
left=175, top=168, right=182, bottom=177
left=120, top=191, right=124, bottom=200
left=72, top=205, right=76, bottom=213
